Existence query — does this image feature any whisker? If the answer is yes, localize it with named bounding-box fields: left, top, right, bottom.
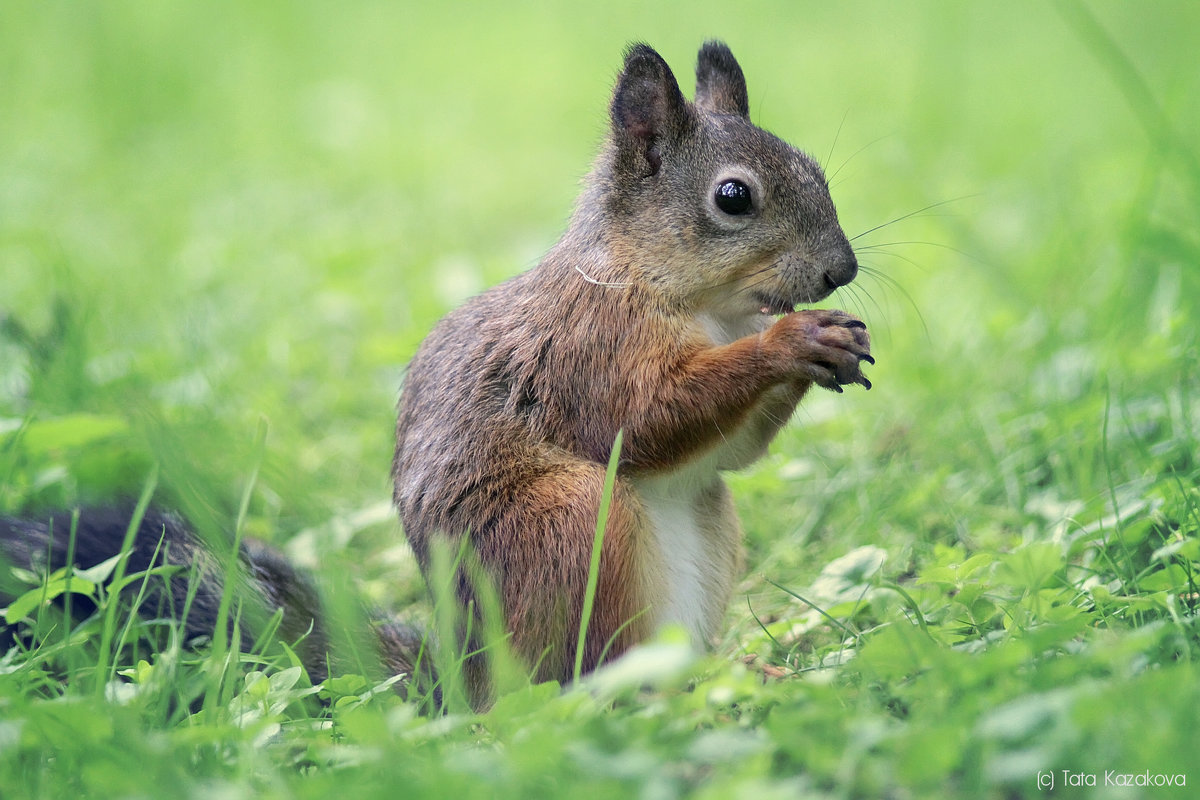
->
left=856, top=264, right=909, bottom=292
left=824, top=108, right=851, bottom=174
left=856, top=250, right=931, bottom=275
left=736, top=272, right=783, bottom=299
left=856, top=261, right=928, bottom=337
left=840, top=283, right=870, bottom=322
left=756, top=405, right=789, bottom=428
left=862, top=284, right=886, bottom=321
left=850, top=195, right=978, bottom=243
left=722, top=262, right=792, bottom=298
left=845, top=281, right=881, bottom=324
left=853, top=239, right=982, bottom=265
left=700, top=260, right=781, bottom=297
left=828, top=133, right=894, bottom=187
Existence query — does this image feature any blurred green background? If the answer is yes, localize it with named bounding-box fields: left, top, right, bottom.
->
left=3, top=3, right=1200, bottom=797
left=2, top=0, right=1198, bottom=599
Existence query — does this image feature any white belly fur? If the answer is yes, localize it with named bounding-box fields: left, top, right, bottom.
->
left=630, top=309, right=786, bottom=645
left=631, top=444, right=746, bottom=648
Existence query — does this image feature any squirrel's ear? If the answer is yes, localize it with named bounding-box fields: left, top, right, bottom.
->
left=610, top=43, right=688, bottom=177
left=694, top=41, right=749, bottom=119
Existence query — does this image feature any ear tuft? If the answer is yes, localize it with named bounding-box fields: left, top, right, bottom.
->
left=610, top=43, right=688, bottom=177
left=695, top=40, right=749, bottom=119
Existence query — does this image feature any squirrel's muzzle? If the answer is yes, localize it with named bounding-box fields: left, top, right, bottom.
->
left=822, top=237, right=859, bottom=290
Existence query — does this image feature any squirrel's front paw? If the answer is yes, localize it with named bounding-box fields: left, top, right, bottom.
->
left=766, top=309, right=873, bottom=392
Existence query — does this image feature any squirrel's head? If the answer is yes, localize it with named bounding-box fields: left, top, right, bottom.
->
left=594, top=41, right=857, bottom=319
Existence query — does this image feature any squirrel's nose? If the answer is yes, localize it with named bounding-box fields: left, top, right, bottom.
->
left=822, top=247, right=858, bottom=290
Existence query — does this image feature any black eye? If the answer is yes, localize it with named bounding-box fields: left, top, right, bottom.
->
left=714, top=179, right=753, bottom=215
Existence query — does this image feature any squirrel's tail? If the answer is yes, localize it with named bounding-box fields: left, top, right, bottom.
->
left=0, top=508, right=431, bottom=697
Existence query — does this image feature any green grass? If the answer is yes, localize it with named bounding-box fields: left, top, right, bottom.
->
left=3, top=1, right=1200, bottom=797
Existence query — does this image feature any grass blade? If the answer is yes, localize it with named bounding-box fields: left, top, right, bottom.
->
left=574, top=429, right=623, bottom=683
left=94, top=464, right=158, bottom=698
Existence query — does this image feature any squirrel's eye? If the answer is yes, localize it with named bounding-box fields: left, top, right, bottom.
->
left=714, top=179, right=752, bottom=215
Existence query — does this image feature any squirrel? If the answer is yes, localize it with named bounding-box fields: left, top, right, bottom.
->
left=392, top=40, right=870, bottom=706
left=1, top=41, right=870, bottom=710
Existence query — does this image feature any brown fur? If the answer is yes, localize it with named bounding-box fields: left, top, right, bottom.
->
left=392, top=41, right=871, bottom=708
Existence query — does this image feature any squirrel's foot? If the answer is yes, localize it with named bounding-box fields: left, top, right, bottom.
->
left=766, top=309, right=873, bottom=392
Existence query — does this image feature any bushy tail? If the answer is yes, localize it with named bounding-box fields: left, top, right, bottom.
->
left=0, top=508, right=430, bottom=695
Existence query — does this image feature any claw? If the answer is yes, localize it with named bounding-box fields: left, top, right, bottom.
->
left=843, top=320, right=867, bottom=329
left=860, top=375, right=872, bottom=391
left=860, top=354, right=875, bottom=366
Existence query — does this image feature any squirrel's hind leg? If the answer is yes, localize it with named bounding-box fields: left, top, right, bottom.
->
left=469, top=462, right=654, bottom=694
